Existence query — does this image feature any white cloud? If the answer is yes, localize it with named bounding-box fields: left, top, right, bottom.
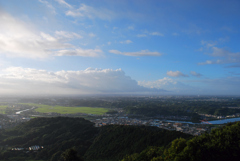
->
left=2, top=67, right=65, bottom=83
left=211, top=47, right=235, bottom=57
left=201, top=40, right=217, bottom=48
left=167, top=71, right=188, bottom=77
left=0, top=11, right=99, bottom=58
left=137, top=31, right=164, bottom=37
left=55, top=0, right=72, bottom=8
left=140, top=76, right=240, bottom=95
left=138, top=77, right=177, bottom=89
left=56, top=48, right=102, bottom=57
left=109, top=50, right=162, bottom=57
left=198, top=39, right=240, bottom=66
left=0, top=67, right=163, bottom=95
left=65, top=4, right=114, bottom=20
left=55, top=31, right=82, bottom=39
left=0, top=11, right=64, bottom=58
left=198, top=47, right=240, bottom=65
left=198, top=60, right=223, bottom=65
left=190, top=71, right=202, bottom=77
left=138, top=77, right=196, bottom=94
left=39, top=0, right=56, bottom=14
left=150, top=32, right=164, bottom=36
left=0, top=66, right=238, bottom=95
left=120, top=40, right=133, bottom=44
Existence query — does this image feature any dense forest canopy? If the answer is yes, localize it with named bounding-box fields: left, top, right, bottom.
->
left=122, top=122, right=240, bottom=161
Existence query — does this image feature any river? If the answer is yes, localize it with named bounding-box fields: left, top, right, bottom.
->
left=16, top=107, right=35, bottom=115
left=165, top=117, right=240, bottom=125
left=207, top=117, right=240, bottom=124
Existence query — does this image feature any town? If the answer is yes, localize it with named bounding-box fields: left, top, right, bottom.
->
left=0, top=95, right=239, bottom=136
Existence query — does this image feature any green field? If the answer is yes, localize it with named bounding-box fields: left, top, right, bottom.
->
left=20, top=103, right=109, bottom=115
left=0, top=105, right=8, bottom=114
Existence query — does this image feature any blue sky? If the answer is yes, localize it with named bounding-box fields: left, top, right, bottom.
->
left=0, top=0, right=239, bottom=95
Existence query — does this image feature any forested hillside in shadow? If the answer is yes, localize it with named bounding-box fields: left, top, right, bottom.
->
left=1, top=117, right=240, bottom=161
left=0, top=117, right=191, bottom=161
left=84, top=125, right=191, bottom=161
left=121, top=122, right=240, bottom=161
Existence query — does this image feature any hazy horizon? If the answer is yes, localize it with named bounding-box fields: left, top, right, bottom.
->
left=0, top=0, right=240, bottom=96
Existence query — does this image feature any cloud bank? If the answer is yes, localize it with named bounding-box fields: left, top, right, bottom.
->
left=0, top=67, right=164, bottom=95
left=138, top=77, right=196, bottom=94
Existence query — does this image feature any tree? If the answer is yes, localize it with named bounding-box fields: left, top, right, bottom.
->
left=50, top=151, right=63, bottom=161
left=61, top=148, right=83, bottom=161
left=164, top=138, right=187, bottom=161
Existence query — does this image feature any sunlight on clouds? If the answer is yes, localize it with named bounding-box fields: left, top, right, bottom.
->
left=0, top=67, right=163, bottom=95
left=1, top=66, right=238, bottom=95
left=0, top=0, right=239, bottom=96
left=0, top=11, right=100, bottom=58
left=2, top=67, right=66, bottom=83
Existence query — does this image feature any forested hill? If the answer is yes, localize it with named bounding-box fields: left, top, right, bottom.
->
left=1, top=117, right=240, bottom=161
left=0, top=117, right=191, bottom=161
left=122, top=122, right=240, bottom=161
left=84, top=125, right=191, bottom=161
left=0, top=117, right=99, bottom=161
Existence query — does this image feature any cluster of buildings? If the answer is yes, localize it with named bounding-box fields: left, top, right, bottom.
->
left=149, top=120, right=216, bottom=136
left=12, top=145, right=44, bottom=151
left=92, top=117, right=218, bottom=136
left=0, top=115, right=31, bottom=129
left=199, top=113, right=240, bottom=120
left=93, top=117, right=148, bottom=127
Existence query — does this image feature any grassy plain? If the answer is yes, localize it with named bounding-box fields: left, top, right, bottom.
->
left=20, top=103, right=109, bottom=115
left=0, top=105, right=8, bottom=114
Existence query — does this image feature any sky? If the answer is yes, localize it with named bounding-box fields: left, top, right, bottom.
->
left=0, top=0, right=240, bottom=96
